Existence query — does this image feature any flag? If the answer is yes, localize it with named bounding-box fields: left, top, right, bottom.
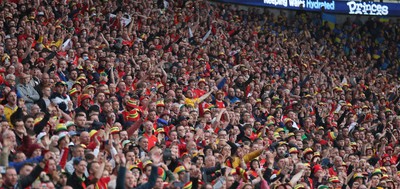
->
left=109, top=14, right=132, bottom=27
left=61, top=39, right=72, bottom=51
left=200, top=29, right=212, bottom=44
left=188, top=27, right=193, bottom=38
left=322, top=13, right=336, bottom=30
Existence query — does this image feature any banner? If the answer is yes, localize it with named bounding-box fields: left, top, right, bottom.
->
left=212, top=0, right=400, bottom=17
left=322, top=13, right=336, bottom=29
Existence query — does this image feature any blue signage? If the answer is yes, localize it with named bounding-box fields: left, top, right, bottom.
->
left=212, top=0, right=400, bottom=16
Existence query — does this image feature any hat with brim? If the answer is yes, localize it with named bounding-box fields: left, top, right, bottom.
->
left=55, top=81, right=67, bottom=87
left=65, top=121, right=76, bottom=128
left=289, top=147, right=299, bottom=154
left=156, top=128, right=165, bottom=134
left=198, top=79, right=207, bottom=85
left=122, top=140, right=132, bottom=148
left=275, top=128, right=284, bottom=133
left=381, top=174, right=389, bottom=180
left=317, top=185, right=329, bottom=189
left=80, top=94, right=92, bottom=102
left=36, top=132, right=47, bottom=142
left=174, top=166, right=186, bottom=174
left=312, top=152, right=321, bottom=161
left=127, top=109, right=140, bottom=122
left=110, top=127, right=120, bottom=134
left=156, top=100, right=165, bottom=107
left=84, top=85, right=96, bottom=91
left=329, top=176, right=340, bottom=183
left=294, top=184, right=305, bottom=189
left=69, top=88, right=81, bottom=96
left=372, top=169, right=383, bottom=177
left=77, top=76, right=87, bottom=82
left=284, top=118, right=293, bottom=125
left=58, top=132, right=68, bottom=142
left=303, top=148, right=313, bottom=155
left=126, top=99, right=138, bottom=109
left=55, top=123, right=68, bottom=133
left=68, top=131, right=80, bottom=137
left=89, top=130, right=98, bottom=138
left=353, top=173, right=364, bottom=179
left=129, top=164, right=141, bottom=171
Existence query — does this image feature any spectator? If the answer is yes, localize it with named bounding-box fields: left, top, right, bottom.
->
left=0, top=0, right=398, bottom=189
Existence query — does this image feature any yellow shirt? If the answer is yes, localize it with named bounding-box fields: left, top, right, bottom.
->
left=231, top=149, right=263, bottom=168
left=184, top=98, right=200, bottom=108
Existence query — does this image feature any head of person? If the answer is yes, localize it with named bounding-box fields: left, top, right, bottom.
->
left=74, top=113, right=87, bottom=128
left=6, top=91, right=17, bottom=106
left=4, top=167, right=18, bottom=187
left=125, top=171, right=137, bottom=188
left=87, top=161, right=101, bottom=176
left=73, top=158, right=87, bottom=176
left=55, top=82, right=66, bottom=94
left=19, top=73, right=31, bottom=85
left=72, top=145, right=85, bottom=158
left=138, top=137, right=148, bottom=151
left=19, top=163, right=34, bottom=177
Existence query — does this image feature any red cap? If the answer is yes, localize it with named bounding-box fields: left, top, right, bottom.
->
left=313, top=164, right=323, bottom=174
left=80, top=94, right=92, bottom=102
left=36, top=58, right=45, bottom=63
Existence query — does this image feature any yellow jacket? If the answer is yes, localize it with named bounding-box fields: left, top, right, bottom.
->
left=231, top=149, right=263, bottom=168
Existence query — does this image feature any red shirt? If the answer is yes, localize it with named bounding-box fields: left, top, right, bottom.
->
left=143, top=133, right=157, bottom=151
left=95, top=177, right=111, bottom=189
left=214, top=100, right=226, bottom=109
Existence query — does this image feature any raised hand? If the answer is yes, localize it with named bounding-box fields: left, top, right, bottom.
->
left=151, top=148, right=162, bottom=165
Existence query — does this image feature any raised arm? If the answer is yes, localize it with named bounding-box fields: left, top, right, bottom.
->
left=198, top=89, right=215, bottom=103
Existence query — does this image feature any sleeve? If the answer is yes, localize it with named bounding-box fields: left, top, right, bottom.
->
left=263, top=168, right=273, bottom=183
left=17, top=85, right=33, bottom=103
left=314, top=107, right=325, bottom=127
left=58, top=148, right=69, bottom=169
left=217, top=77, right=227, bottom=90
left=86, top=141, right=97, bottom=150
left=10, top=156, right=44, bottom=173
left=29, top=86, right=40, bottom=101
left=18, top=163, right=44, bottom=188
left=243, top=149, right=263, bottom=163
left=336, top=110, right=348, bottom=128
left=228, top=180, right=240, bottom=189
left=165, top=170, right=176, bottom=182
left=126, top=119, right=143, bottom=138
left=116, top=166, right=126, bottom=189
left=136, top=165, right=158, bottom=189
left=17, top=135, right=33, bottom=156
left=244, top=75, right=254, bottom=86
left=65, top=161, right=75, bottom=175
left=34, top=112, right=51, bottom=135
left=10, top=107, right=24, bottom=126
left=0, top=148, right=9, bottom=166
left=298, top=75, right=311, bottom=88
left=36, top=99, right=47, bottom=112
left=191, top=177, right=199, bottom=189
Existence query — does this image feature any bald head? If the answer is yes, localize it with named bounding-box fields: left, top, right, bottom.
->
left=167, top=90, right=175, bottom=98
